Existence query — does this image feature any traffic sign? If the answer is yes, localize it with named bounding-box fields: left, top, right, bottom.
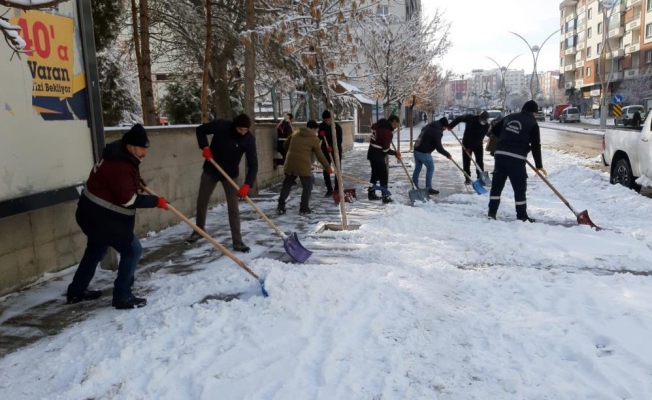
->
left=613, top=104, right=623, bottom=117
left=613, top=94, right=624, bottom=104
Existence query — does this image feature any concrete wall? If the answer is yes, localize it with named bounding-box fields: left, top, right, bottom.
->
left=0, top=121, right=353, bottom=296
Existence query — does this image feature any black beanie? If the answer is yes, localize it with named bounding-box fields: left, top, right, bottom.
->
left=322, top=110, right=331, bottom=119
left=307, top=120, right=319, bottom=129
left=122, top=124, right=149, bottom=148
left=233, top=113, right=251, bottom=128
left=438, top=117, right=449, bottom=127
left=522, top=100, right=539, bottom=113
left=479, top=111, right=489, bottom=120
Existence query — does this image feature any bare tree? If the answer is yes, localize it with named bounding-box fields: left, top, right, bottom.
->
left=130, top=0, right=158, bottom=125
left=617, top=67, right=652, bottom=106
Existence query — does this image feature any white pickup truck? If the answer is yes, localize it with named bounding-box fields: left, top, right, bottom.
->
left=603, top=115, right=652, bottom=192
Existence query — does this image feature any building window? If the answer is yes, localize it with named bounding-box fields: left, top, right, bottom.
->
left=587, top=46, right=592, bottom=57
left=598, top=22, right=602, bottom=34
left=619, top=37, right=623, bottom=49
left=597, top=43, right=603, bottom=54
left=647, top=23, right=652, bottom=38
left=648, top=0, right=652, bottom=11
left=588, top=8, right=593, bottom=20
left=646, top=50, right=652, bottom=64
left=586, top=66, right=591, bottom=77
left=618, top=59, right=624, bottom=71
left=588, top=27, right=592, bottom=38
left=560, top=57, right=564, bottom=67
left=377, top=5, right=389, bottom=16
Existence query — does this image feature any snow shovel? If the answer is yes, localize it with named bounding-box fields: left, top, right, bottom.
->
left=448, top=157, right=487, bottom=195
left=340, top=172, right=392, bottom=196
left=526, top=160, right=601, bottom=231
left=208, top=158, right=313, bottom=263
left=320, top=140, right=356, bottom=205
left=449, top=130, right=491, bottom=187
left=141, top=186, right=268, bottom=296
left=390, top=141, right=429, bottom=203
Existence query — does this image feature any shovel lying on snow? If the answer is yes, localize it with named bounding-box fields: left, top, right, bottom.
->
left=209, top=158, right=313, bottom=263
left=314, top=163, right=390, bottom=199
left=526, top=160, right=601, bottom=231
left=449, top=130, right=492, bottom=187
left=142, top=186, right=268, bottom=297
left=390, top=141, right=430, bottom=203
left=448, top=157, right=488, bottom=195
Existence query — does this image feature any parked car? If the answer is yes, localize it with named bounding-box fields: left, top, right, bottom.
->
left=614, top=105, right=645, bottom=127
left=485, top=110, right=503, bottom=124
left=559, top=107, right=580, bottom=123
left=535, top=111, right=546, bottom=121
left=603, top=113, right=652, bottom=192
left=551, top=104, right=570, bottom=121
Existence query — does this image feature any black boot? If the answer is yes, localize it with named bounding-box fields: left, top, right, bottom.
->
left=186, top=231, right=202, bottom=244
left=67, top=289, right=102, bottom=304
left=464, top=177, right=472, bottom=185
left=487, top=212, right=497, bottom=220
left=368, top=189, right=381, bottom=201
left=518, top=215, right=536, bottom=223
left=233, top=242, right=251, bottom=253
left=324, top=190, right=333, bottom=197
left=382, top=195, right=393, bottom=204
left=299, top=207, right=313, bottom=215
left=112, top=296, right=147, bottom=310
left=428, top=188, right=440, bottom=195
left=276, top=206, right=286, bottom=215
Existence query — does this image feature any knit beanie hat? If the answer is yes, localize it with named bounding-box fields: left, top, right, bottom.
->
left=122, top=124, right=150, bottom=148
left=522, top=100, right=539, bottom=113
left=233, top=113, right=251, bottom=128
left=438, top=117, right=449, bottom=127
left=479, top=111, right=489, bottom=120
left=322, top=110, right=331, bottom=119
left=307, top=120, right=319, bottom=129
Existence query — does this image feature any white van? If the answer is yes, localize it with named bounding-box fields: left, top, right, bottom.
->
left=614, top=105, right=645, bottom=127
left=559, top=107, right=580, bottom=123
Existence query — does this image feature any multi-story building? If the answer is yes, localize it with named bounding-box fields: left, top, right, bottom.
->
left=559, top=0, right=652, bottom=108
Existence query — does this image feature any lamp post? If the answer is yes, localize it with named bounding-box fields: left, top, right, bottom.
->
left=510, top=29, right=560, bottom=101
left=486, top=55, right=521, bottom=111
left=598, top=0, right=619, bottom=129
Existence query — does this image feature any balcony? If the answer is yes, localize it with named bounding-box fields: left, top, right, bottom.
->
left=577, top=5, right=586, bottom=14
left=575, top=60, right=584, bottom=68
left=608, top=71, right=624, bottom=80
left=613, top=2, right=627, bottom=12
left=565, top=47, right=576, bottom=55
left=565, top=12, right=576, bottom=22
left=565, top=64, right=575, bottom=71
left=577, top=42, right=585, bottom=50
left=626, top=43, right=640, bottom=54
left=565, top=81, right=575, bottom=89
left=627, top=0, right=641, bottom=7
left=624, top=68, right=640, bottom=79
left=577, top=21, right=586, bottom=31
left=565, top=29, right=577, bottom=39
left=606, top=48, right=625, bottom=58
left=609, top=26, right=625, bottom=38
left=626, top=17, right=641, bottom=31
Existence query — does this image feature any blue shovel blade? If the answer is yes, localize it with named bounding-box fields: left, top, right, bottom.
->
left=283, top=232, right=313, bottom=263
left=371, top=184, right=391, bottom=196
left=472, top=179, right=488, bottom=195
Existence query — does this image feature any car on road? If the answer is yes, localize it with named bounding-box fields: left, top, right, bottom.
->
left=614, top=105, right=645, bottom=127
left=559, top=107, right=580, bottom=123
left=603, top=113, right=652, bottom=192
left=535, top=111, right=546, bottom=121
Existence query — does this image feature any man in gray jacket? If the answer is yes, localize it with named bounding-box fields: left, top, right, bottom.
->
left=412, top=117, right=452, bottom=194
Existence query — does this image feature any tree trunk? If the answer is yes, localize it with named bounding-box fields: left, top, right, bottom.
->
left=211, top=51, right=232, bottom=119
left=137, top=0, right=157, bottom=125
left=409, top=95, right=415, bottom=151
left=243, top=0, right=256, bottom=194
left=200, top=0, right=212, bottom=124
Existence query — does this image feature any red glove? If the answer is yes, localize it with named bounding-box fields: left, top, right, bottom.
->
left=202, top=147, right=213, bottom=160
left=395, top=151, right=402, bottom=159
left=446, top=154, right=452, bottom=160
left=318, top=131, right=325, bottom=138
left=238, top=184, right=250, bottom=198
left=327, top=168, right=333, bottom=174
left=157, top=197, right=168, bottom=210
left=327, top=146, right=333, bottom=153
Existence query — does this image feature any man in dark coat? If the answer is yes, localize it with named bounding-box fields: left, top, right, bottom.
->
left=367, top=115, right=401, bottom=203
left=274, top=113, right=293, bottom=169
left=68, top=124, right=168, bottom=309
left=448, top=111, right=490, bottom=183
left=488, top=100, right=547, bottom=222
left=187, top=114, right=258, bottom=253
left=319, top=110, right=343, bottom=196
left=412, top=117, right=452, bottom=194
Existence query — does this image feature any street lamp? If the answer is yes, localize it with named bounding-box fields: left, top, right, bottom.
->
left=486, top=54, right=521, bottom=111
left=597, top=0, right=619, bottom=129
left=510, top=30, right=561, bottom=101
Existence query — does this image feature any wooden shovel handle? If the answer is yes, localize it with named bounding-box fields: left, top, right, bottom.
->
left=141, top=185, right=260, bottom=280
left=390, top=141, right=417, bottom=189
left=448, top=157, right=474, bottom=181
left=449, top=129, right=485, bottom=173
left=525, top=160, right=576, bottom=214
left=314, top=163, right=368, bottom=186
left=207, top=158, right=284, bottom=238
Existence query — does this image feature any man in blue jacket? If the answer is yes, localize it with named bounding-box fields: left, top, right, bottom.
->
left=412, top=117, right=452, bottom=194
left=187, top=114, right=258, bottom=252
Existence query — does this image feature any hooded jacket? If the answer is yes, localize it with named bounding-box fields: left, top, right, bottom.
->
left=448, top=114, right=490, bottom=147
left=76, top=140, right=158, bottom=245
left=196, top=119, right=258, bottom=186
left=283, top=127, right=331, bottom=176
left=493, top=111, right=543, bottom=168
left=414, top=121, right=451, bottom=158
left=367, top=119, right=396, bottom=163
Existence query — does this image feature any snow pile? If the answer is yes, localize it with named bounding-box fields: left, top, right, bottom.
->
left=1, top=148, right=652, bottom=399
left=635, top=162, right=652, bottom=188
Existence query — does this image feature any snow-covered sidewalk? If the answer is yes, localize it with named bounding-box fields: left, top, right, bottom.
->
left=1, top=144, right=652, bottom=399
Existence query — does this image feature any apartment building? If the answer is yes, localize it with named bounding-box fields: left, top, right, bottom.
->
left=559, top=0, right=652, bottom=106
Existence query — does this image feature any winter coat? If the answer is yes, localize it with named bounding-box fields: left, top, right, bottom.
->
left=277, top=120, right=293, bottom=140
left=414, top=121, right=451, bottom=158
left=319, top=122, right=343, bottom=157
left=76, top=141, right=158, bottom=245
left=283, top=127, right=331, bottom=177
left=367, top=119, right=396, bottom=163
left=448, top=114, right=490, bottom=148
left=196, top=119, right=258, bottom=186
left=493, top=111, right=543, bottom=168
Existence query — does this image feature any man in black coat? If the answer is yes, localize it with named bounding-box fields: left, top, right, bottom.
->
left=412, top=117, right=452, bottom=194
left=448, top=111, right=490, bottom=183
left=69, top=125, right=168, bottom=309
left=318, top=110, right=343, bottom=196
left=488, top=100, right=547, bottom=222
left=187, top=114, right=258, bottom=252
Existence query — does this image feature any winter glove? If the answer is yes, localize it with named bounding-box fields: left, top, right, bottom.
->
left=446, top=154, right=452, bottom=160
left=395, top=152, right=402, bottom=159
left=327, top=146, right=333, bottom=153
left=327, top=168, right=334, bottom=174
left=536, top=168, right=548, bottom=178
left=318, top=130, right=326, bottom=138
left=202, top=147, right=213, bottom=160
left=238, top=184, right=250, bottom=198
left=156, top=197, right=169, bottom=210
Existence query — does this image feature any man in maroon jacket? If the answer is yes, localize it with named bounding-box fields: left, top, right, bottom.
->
left=367, top=115, right=401, bottom=203
left=67, top=124, right=168, bottom=309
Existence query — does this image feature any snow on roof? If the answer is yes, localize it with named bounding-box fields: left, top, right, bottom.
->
left=353, top=93, right=374, bottom=105
left=337, top=80, right=361, bottom=93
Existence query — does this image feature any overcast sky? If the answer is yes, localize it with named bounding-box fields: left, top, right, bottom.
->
left=423, top=0, right=562, bottom=76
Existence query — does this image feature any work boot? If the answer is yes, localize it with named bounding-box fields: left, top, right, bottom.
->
left=186, top=231, right=202, bottom=244
left=233, top=242, right=251, bottom=253
left=324, top=190, right=333, bottom=197
left=276, top=206, right=286, bottom=215
left=518, top=215, right=536, bottom=223
left=112, top=296, right=147, bottom=310
left=428, top=188, right=440, bottom=195
left=368, top=189, right=381, bottom=201
left=464, top=177, right=472, bottom=185
left=382, top=195, right=393, bottom=204
left=299, top=207, right=313, bottom=215
left=487, top=212, right=497, bottom=220
left=66, top=289, right=102, bottom=304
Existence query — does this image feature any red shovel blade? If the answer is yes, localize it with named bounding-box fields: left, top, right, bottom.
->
left=576, top=210, right=601, bottom=231
left=333, top=188, right=357, bottom=205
